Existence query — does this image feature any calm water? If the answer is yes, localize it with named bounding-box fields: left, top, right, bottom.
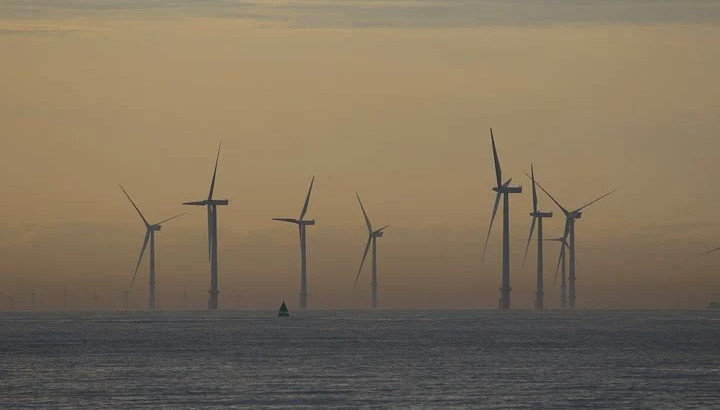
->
left=0, top=310, right=718, bottom=409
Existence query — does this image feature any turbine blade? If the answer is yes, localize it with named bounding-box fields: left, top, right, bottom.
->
left=572, top=244, right=584, bottom=273
left=130, top=231, right=151, bottom=287
left=525, top=174, right=569, bottom=215
left=272, top=218, right=300, bottom=224
left=356, top=192, right=372, bottom=233
left=576, top=189, right=618, bottom=212
left=119, top=185, right=150, bottom=227
left=208, top=142, right=222, bottom=200
left=482, top=192, right=502, bottom=260
left=490, top=128, right=502, bottom=188
left=156, top=213, right=185, bottom=225
left=562, top=218, right=571, bottom=240
left=698, top=246, right=720, bottom=257
left=354, top=236, right=373, bottom=286
left=531, top=164, right=538, bottom=214
left=522, top=217, right=537, bottom=269
left=375, top=224, right=390, bottom=233
left=299, top=176, right=315, bottom=220
left=553, top=243, right=565, bottom=284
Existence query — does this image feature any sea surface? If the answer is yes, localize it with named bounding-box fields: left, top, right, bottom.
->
left=0, top=310, right=718, bottom=409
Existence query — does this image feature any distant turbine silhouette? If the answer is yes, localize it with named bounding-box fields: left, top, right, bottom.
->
left=120, top=185, right=183, bottom=310
left=522, top=165, right=553, bottom=310
left=354, top=192, right=389, bottom=309
left=183, top=143, right=229, bottom=310
left=482, top=128, right=522, bottom=310
left=273, top=176, right=316, bottom=310
left=530, top=177, right=616, bottom=308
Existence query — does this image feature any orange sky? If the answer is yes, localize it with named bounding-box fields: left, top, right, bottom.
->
left=1, top=1, right=720, bottom=309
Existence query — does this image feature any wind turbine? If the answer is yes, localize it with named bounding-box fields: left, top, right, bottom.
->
left=530, top=177, right=616, bottom=308
left=482, top=128, right=522, bottom=310
left=120, top=185, right=183, bottom=310
left=183, top=143, right=229, bottom=310
left=273, top=176, right=316, bottom=310
left=522, top=165, right=553, bottom=310
left=354, top=192, right=389, bottom=309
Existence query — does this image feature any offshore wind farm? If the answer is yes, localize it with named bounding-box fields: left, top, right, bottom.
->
left=1, top=0, right=720, bottom=408
left=1, top=130, right=623, bottom=312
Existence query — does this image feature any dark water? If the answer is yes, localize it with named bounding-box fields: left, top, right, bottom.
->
left=0, top=310, right=718, bottom=409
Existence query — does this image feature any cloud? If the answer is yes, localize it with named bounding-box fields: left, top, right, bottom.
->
left=1, top=0, right=720, bottom=28
left=0, top=21, right=107, bottom=35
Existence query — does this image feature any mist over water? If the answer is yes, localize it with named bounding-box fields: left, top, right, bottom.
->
left=1, top=310, right=718, bottom=408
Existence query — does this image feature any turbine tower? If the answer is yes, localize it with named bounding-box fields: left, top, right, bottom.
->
left=120, top=185, right=183, bottom=310
left=482, top=128, right=522, bottom=310
left=354, top=192, right=389, bottom=309
left=531, top=178, right=616, bottom=308
left=273, top=176, right=316, bottom=310
left=183, top=143, right=229, bottom=310
left=522, top=165, right=553, bottom=310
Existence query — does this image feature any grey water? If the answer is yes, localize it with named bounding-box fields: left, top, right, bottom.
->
left=1, top=310, right=718, bottom=409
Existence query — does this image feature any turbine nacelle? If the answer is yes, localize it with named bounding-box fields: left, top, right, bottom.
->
left=183, top=199, right=229, bottom=206
left=273, top=218, right=316, bottom=226
left=492, top=185, right=523, bottom=194
left=530, top=211, right=553, bottom=218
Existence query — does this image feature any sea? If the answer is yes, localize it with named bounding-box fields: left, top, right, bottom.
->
left=0, top=310, right=718, bottom=409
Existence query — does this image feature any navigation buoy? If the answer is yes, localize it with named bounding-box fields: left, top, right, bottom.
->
left=278, top=301, right=290, bottom=317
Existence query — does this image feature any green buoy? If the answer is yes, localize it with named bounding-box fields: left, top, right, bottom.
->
left=278, top=301, right=290, bottom=317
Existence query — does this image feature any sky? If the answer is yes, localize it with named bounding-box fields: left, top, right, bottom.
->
left=1, top=0, right=720, bottom=310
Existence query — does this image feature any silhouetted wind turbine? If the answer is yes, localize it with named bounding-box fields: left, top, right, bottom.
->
left=522, top=165, right=553, bottom=310
left=273, top=176, right=316, bottom=310
left=482, top=128, right=522, bottom=310
left=354, top=193, right=389, bottom=309
left=120, top=185, right=183, bottom=310
left=183, top=143, right=229, bottom=310
left=530, top=177, right=616, bottom=308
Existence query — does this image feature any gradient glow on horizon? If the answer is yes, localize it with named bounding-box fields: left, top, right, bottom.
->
left=1, top=0, right=720, bottom=309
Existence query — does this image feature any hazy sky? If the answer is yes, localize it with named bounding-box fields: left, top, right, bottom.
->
left=1, top=0, right=720, bottom=310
